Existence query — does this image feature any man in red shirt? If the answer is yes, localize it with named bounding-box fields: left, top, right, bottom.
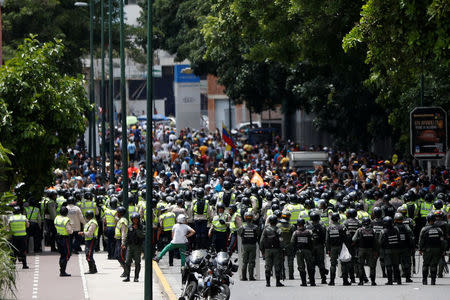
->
left=128, top=161, right=139, bottom=178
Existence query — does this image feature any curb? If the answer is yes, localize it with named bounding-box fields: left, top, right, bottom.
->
left=153, top=261, right=178, bottom=300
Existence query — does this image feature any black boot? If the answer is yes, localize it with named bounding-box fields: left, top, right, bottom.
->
left=249, top=268, right=256, bottom=281
left=60, top=262, right=71, bottom=277
left=328, top=270, right=335, bottom=286
left=422, top=270, right=428, bottom=285
left=300, top=271, right=307, bottom=286
left=343, top=275, right=351, bottom=286
left=321, top=270, right=327, bottom=284
left=385, top=268, right=393, bottom=285
left=122, top=264, right=130, bottom=282
left=289, top=270, right=294, bottom=280
left=275, top=274, right=284, bottom=287
left=22, top=258, right=29, bottom=269
left=309, top=269, right=316, bottom=286
left=405, top=274, right=413, bottom=283
left=134, top=264, right=141, bottom=282
left=242, top=265, right=248, bottom=281
left=381, top=266, right=387, bottom=278
left=371, top=274, right=376, bottom=286
left=265, top=271, right=271, bottom=287
left=358, top=278, right=364, bottom=286
left=350, top=272, right=356, bottom=284
left=430, top=271, right=437, bottom=285
left=394, top=269, right=401, bottom=285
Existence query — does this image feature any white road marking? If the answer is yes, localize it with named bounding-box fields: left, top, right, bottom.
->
left=32, top=255, right=40, bottom=298
left=78, top=253, right=90, bottom=300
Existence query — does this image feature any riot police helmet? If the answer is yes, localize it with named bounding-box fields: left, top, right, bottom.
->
left=268, top=214, right=278, bottom=225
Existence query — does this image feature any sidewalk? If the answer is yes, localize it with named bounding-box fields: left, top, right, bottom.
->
left=81, top=251, right=167, bottom=300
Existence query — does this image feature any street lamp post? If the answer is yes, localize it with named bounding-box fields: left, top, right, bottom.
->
left=108, top=0, right=114, bottom=184
left=144, top=0, right=154, bottom=298
left=119, top=0, right=128, bottom=209
left=90, top=0, right=97, bottom=169
left=75, top=2, right=93, bottom=158
left=101, top=0, right=106, bottom=184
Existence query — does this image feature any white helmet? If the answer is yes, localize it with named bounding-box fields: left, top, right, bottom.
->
left=176, top=214, right=186, bottom=224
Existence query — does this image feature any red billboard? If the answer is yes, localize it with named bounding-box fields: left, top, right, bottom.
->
left=410, top=107, right=447, bottom=159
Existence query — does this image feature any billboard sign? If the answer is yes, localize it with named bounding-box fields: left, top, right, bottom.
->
left=410, top=107, right=447, bottom=159
left=174, top=65, right=201, bottom=132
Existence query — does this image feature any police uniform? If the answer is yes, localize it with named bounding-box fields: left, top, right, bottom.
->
left=25, top=205, right=42, bottom=252
left=292, top=224, right=315, bottom=286
left=326, top=221, right=349, bottom=285
left=277, top=220, right=296, bottom=279
left=380, top=225, right=401, bottom=284
left=83, top=217, right=98, bottom=273
left=103, top=207, right=117, bottom=259
left=114, top=216, right=129, bottom=272
left=343, top=217, right=361, bottom=283
left=395, top=222, right=414, bottom=282
left=353, top=224, right=378, bottom=285
left=419, top=223, right=446, bottom=285
left=227, top=210, right=241, bottom=254
left=260, top=223, right=283, bottom=287
left=159, top=211, right=176, bottom=265
left=308, top=221, right=328, bottom=283
left=210, top=212, right=229, bottom=252
left=190, top=199, right=211, bottom=249
left=54, top=214, right=73, bottom=276
left=8, top=214, right=30, bottom=268
left=238, top=221, right=259, bottom=280
left=124, top=221, right=145, bottom=281
left=371, top=217, right=386, bottom=277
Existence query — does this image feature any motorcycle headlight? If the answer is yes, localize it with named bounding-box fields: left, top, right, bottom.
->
left=197, top=278, right=204, bottom=290
left=191, top=263, right=199, bottom=269
left=217, top=264, right=226, bottom=271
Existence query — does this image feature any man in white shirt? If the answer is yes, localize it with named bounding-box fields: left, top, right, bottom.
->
left=66, top=196, right=86, bottom=254
left=153, top=214, right=195, bottom=267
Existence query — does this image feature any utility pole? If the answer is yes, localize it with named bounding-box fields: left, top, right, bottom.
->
left=89, top=0, right=95, bottom=161
left=101, top=0, right=106, bottom=184
left=119, top=0, right=128, bottom=209
left=144, top=1, right=154, bottom=298
left=108, top=0, right=115, bottom=184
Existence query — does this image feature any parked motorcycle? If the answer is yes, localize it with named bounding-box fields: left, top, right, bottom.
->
left=179, top=250, right=238, bottom=300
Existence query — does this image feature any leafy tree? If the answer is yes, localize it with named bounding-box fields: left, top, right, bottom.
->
left=0, top=143, right=15, bottom=299
left=343, top=0, right=450, bottom=154
left=0, top=36, right=91, bottom=197
left=202, top=0, right=387, bottom=148
left=2, top=0, right=123, bottom=74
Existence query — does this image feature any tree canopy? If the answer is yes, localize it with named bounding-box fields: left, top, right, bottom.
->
left=1, top=0, right=123, bottom=74
left=0, top=36, right=91, bottom=197
left=343, top=0, right=450, bottom=154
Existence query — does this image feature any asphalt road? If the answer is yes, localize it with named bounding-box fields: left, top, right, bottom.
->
left=158, top=252, right=450, bottom=300
left=9, top=245, right=166, bottom=300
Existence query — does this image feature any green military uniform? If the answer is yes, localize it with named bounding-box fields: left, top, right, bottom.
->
left=124, top=222, right=145, bottom=282
left=395, top=222, right=414, bottom=282
left=326, top=222, right=349, bottom=285
left=379, top=225, right=401, bottom=285
left=260, top=224, right=283, bottom=287
left=238, top=221, right=259, bottom=280
left=291, top=225, right=315, bottom=286
left=277, top=220, right=295, bottom=279
left=419, top=223, right=446, bottom=285
left=353, top=225, right=378, bottom=285
left=308, top=221, right=328, bottom=284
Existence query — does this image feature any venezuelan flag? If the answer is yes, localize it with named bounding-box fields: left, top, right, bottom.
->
left=222, top=122, right=236, bottom=150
